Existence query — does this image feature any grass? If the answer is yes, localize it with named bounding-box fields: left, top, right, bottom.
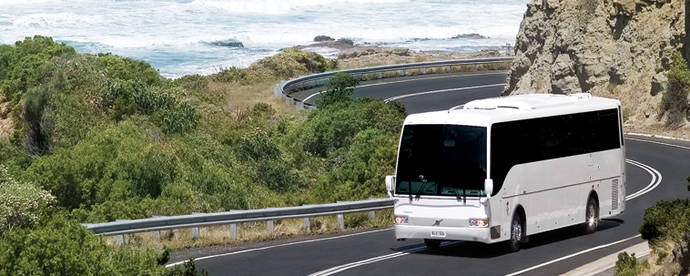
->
left=207, top=79, right=304, bottom=117
left=109, top=209, right=394, bottom=251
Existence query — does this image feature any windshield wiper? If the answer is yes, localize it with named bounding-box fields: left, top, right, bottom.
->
left=415, top=181, right=433, bottom=199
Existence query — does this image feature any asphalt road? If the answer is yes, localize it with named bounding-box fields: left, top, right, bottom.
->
left=195, top=72, right=690, bottom=275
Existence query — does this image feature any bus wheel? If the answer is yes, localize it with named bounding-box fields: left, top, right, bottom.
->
left=424, top=239, right=441, bottom=249
left=507, top=214, right=523, bottom=252
left=585, top=197, right=599, bottom=234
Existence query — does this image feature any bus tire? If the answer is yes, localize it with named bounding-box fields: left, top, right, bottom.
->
left=424, top=239, right=441, bottom=249
left=507, top=213, right=524, bottom=252
left=585, top=197, right=599, bottom=234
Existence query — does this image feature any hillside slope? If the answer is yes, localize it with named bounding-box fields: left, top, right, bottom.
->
left=505, top=0, right=687, bottom=132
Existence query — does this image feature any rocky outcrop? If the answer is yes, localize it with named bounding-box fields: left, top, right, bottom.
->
left=505, top=0, right=686, bottom=125
left=0, top=100, right=12, bottom=137
left=313, top=35, right=335, bottom=42
left=451, top=33, right=489, bottom=39
left=337, top=47, right=410, bottom=59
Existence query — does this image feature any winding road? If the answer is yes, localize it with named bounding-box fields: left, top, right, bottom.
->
left=194, top=71, right=690, bottom=275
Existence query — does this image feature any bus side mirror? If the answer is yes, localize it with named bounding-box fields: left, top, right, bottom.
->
left=386, top=175, right=396, bottom=197
left=484, top=179, right=494, bottom=198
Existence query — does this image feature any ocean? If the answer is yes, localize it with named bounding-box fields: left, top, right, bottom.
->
left=0, top=0, right=528, bottom=78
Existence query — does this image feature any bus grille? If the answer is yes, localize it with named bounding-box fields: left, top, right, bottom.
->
left=612, top=179, right=619, bottom=210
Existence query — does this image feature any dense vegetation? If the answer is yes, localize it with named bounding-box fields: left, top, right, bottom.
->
left=0, top=36, right=405, bottom=273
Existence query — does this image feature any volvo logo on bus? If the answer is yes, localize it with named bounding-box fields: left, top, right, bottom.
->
left=432, top=219, right=443, bottom=226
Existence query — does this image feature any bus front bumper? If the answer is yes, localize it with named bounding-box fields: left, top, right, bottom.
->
left=395, top=224, right=495, bottom=243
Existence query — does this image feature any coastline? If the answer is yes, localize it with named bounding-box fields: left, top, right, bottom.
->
left=293, top=38, right=513, bottom=70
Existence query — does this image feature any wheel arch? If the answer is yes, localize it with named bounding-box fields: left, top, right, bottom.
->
left=513, top=204, right=526, bottom=238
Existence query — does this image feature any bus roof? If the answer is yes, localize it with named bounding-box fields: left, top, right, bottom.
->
left=403, top=93, right=621, bottom=127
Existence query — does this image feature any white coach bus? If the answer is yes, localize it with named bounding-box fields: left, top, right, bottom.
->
left=386, top=93, right=626, bottom=251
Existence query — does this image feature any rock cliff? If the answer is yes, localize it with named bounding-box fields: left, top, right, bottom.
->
left=505, top=0, right=687, bottom=127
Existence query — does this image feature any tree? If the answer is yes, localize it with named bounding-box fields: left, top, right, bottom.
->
left=318, top=72, right=359, bottom=106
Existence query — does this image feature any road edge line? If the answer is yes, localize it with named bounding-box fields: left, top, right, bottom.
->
left=505, top=235, right=641, bottom=276
left=559, top=240, right=650, bottom=276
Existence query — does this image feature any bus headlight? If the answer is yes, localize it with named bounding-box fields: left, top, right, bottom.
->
left=469, top=218, right=489, bottom=227
left=395, top=216, right=408, bottom=224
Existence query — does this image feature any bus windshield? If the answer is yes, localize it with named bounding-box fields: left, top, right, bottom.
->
left=395, top=124, right=487, bottom=197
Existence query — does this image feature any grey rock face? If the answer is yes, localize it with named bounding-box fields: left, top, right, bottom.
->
left=505, top=0, right=686, bottom=124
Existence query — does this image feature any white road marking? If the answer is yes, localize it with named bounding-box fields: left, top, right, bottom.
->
left=307, top=250, right=419, bottom=276
left=305, top=159, right=663, bottom=276
left=383, top=83, right=505, bottom=102
left=625, top=159, right=662, bottom=201
left=299, top=71, right=507, bottom=104
left=503, top=235, right=641, bottom=276
left=302, top=90, right=326, bottom=103
left=626, top=137, right=690, bottom=151
left=165, top=228, right=393, bottom=268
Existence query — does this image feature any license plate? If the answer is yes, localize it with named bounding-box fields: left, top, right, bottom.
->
left=430, top=231, right=446, bottom=238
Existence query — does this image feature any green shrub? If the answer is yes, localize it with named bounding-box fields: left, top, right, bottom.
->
left=640, top=199, right=690, bottom=246
left=662, top=51, right=690, bottom=127
left=26, top=122, right=175, bottom=209
left=0, top=36, right=74, bottom=106
left=96, top=53, right=164, bottom=86
left=291, top=98, right=405, bottom=158
left=318, top=72, right=359, bottom=106
left=0, top=165, right=55, bottom=236
left=315, top=128, right=397, bottom=201
left=615, top=252, right=647, bottom=276
left=106, top=80, right=198, bottom=133
left=0, top=214, right=168, bottom=275
left=210, top=48, right=336, bottom=84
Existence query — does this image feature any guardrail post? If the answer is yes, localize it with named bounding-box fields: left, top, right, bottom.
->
left=378, top=72, right=383, bottom=79
left=303, top=217, right=310, bottom=233
left=369, top=211, right=376, bottom=220
left=152, top=216, right=163, bottom=241
left=274, top=83, right=282, bottom=98
left=422, top=68, right=427, bottom=74
left=229, top=224, right=237, bottom=239
left=337, top=214, right=345, bottom=230
left=446, top=65, right=451, bottom=72
left=116, top=234, right=124, bottom=246
left=267, top=220, right=274, bottom=232
left=192, top=227, right=200, bottom=240
left=398, top=69, right=404, bottom=76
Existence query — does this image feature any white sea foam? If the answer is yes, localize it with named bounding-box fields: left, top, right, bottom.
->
left=0, top=0, right=528, bottom=78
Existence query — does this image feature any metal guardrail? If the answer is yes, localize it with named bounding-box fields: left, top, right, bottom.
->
left=84, top=198, right=395, bottom=242
left=274, top=56, right=514, bottom=109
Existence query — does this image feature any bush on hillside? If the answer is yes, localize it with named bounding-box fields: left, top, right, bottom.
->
left=640, top=199, right=690, bottom=246
left=211, top=48, right=337, bottom=84
left=313, top=128, right=398, bottom=201
left=615, top=252, right=647, bottom=276
left=318, top=72, right=360, bottom=106
left=290, top=98, right=405, bottom=158
left=26, top=122, right=177, bottom=209
left=0, top=36, right=74, bottom=106
left=0, top=214, right=168, bottom=275
left=0, top=165, right=54, bottom=236
left=662, top=51, right=690, bottom=127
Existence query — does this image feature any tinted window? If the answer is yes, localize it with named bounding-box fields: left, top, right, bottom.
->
left=396, top=125, right=487, bottom=197
left=490, top=109, right=620, bottom=195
